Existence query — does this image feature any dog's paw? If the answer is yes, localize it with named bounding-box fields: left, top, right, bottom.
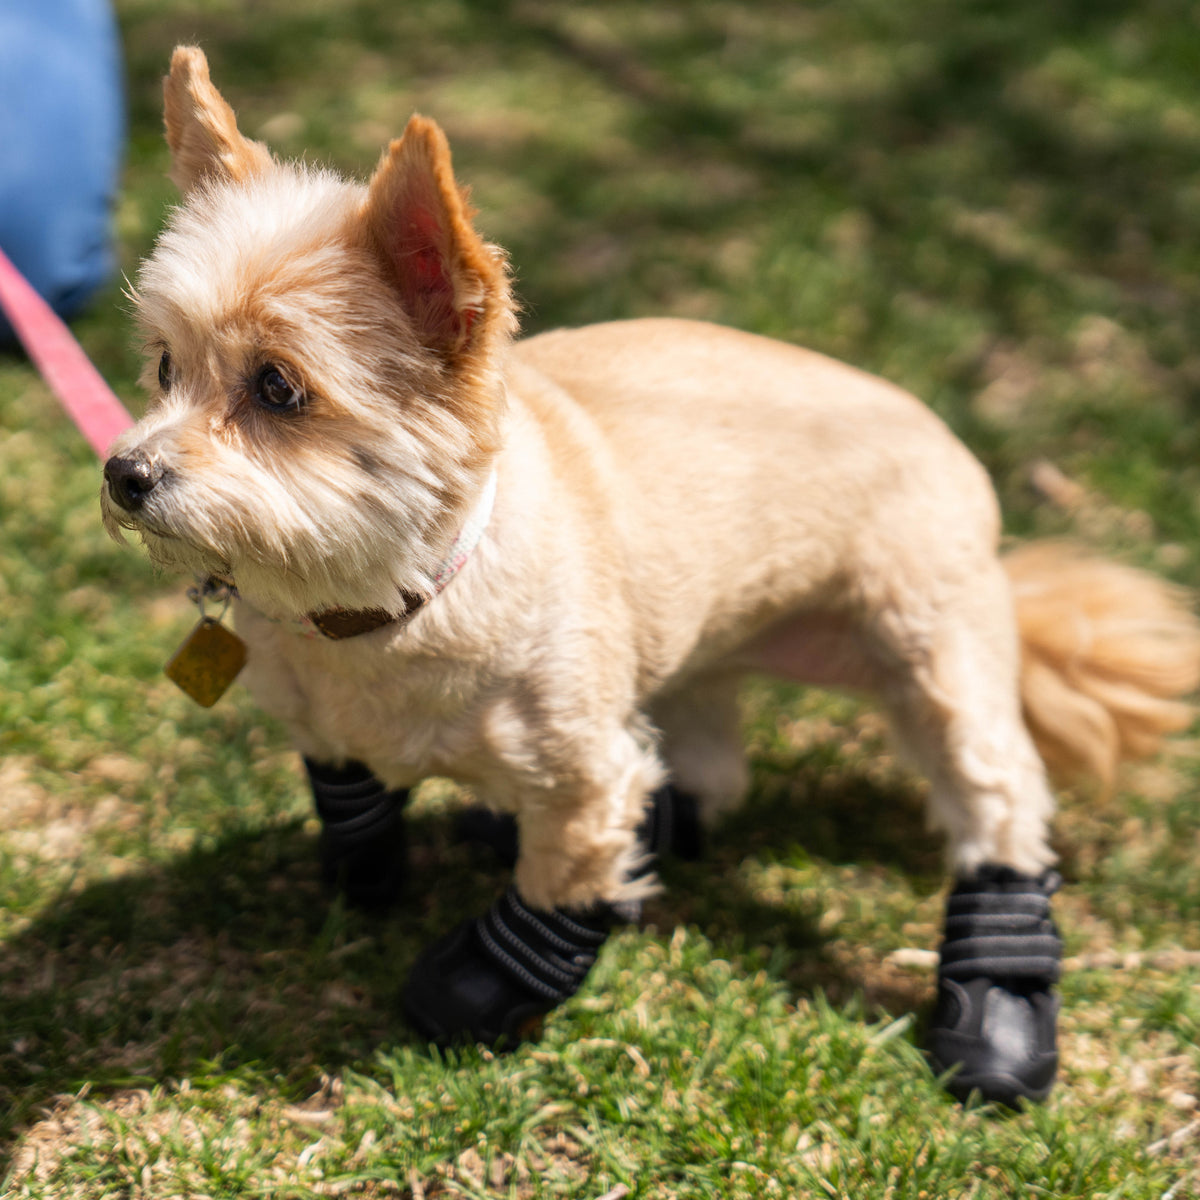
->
left=402, top=887, right=616, bottom=1047
left=926, top=866, right=1062, bottom=1107
left=305, top=757, right=410, bottom=910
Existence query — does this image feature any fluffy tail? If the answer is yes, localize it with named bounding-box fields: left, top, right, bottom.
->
left=1006, top=542, right=1200, bottom=792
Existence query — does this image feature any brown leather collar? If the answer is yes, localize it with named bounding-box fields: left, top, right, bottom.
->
left=305, top=590, right=426, bottom=640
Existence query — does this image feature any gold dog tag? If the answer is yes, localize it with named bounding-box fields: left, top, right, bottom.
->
left=165, top=616, right=247, bottom=707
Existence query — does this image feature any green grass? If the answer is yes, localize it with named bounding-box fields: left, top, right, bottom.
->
left=4, top=1, right=1200, bottom=1195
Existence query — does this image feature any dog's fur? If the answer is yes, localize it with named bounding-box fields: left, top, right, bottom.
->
left=106, top=48, right=1200, bottom=922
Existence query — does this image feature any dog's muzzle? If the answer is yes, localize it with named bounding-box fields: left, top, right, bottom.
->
left=104, top=452, right=163, bottom=513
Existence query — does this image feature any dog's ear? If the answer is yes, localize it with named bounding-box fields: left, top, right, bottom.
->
left=362, top=115, right=513, bottom=363
left=163, top=45, right=273, bottom=195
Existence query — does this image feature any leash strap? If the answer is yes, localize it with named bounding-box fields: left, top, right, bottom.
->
left=0, top=246, right=133, bottom=457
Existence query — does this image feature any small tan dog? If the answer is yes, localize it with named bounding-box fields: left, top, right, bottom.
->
left=104, top=47, right=1200, bottom=1106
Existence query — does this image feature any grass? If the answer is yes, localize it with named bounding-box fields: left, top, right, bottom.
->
left=3, top=0, right=1200, bottom=1195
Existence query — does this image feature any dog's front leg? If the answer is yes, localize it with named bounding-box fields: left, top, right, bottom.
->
left=402, top=724, right=663, bottom=1047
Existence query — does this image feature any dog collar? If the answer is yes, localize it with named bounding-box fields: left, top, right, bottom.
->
left=246, top=470, right=497, bottom=641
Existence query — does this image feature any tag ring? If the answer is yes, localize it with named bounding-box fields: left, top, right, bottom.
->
left=187, top=575, right=235, bottom=624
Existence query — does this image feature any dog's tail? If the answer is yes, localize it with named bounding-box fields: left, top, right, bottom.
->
left=1006, top=542, right=1200, bottom=791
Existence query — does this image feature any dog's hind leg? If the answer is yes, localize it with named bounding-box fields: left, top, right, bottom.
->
left=874, top=567, right=1055, bottom=879
left=870, top=562, right=1062, bottom=1107
left=650, top=670, right=748, bottom=827
left=749, top=559, right=1063, bottom=1105
left=641, top=670, right=747, bottom=860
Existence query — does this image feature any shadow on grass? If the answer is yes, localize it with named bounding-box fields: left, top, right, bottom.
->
left=650, top=756, right=944, bottom=1010
left=0, top=754, right=941, bottom=1168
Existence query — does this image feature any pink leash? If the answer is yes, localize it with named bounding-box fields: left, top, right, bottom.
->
left=0, top=246, right=134, bottom=457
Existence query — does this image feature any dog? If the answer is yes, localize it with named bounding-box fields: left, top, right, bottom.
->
left=103, top=46, right=1200, bottom=1106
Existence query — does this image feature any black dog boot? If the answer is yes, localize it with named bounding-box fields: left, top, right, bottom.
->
left=402, top=886, right=616, bottom=1046
left=638, top=782, right=706, bottom=862
left=304, top=757, right=410, bottom=910
left=404, top=785, right=692, bottom=1046
left=927, top=865, right=1063, bottom=1107
left=453, top=805, right=521, bottom=867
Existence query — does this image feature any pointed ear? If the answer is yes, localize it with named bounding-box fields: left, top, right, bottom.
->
left=163, top=45, right=273, bottom=194
left=361, top=115, right=513, bottom=362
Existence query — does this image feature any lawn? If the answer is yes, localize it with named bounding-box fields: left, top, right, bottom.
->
left=3, top=1, right=1200, bottom=1196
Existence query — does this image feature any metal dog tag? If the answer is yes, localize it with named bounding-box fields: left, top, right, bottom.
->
left=165, top=616, right=247, bottom=707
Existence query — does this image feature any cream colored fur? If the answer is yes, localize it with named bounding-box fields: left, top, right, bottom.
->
left=104, top=48, right=1200, bottom=911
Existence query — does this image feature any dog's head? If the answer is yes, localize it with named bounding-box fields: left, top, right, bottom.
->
left=102, top=46, right=516, bottom=618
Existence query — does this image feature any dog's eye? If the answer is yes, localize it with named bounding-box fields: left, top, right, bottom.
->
left=253, top=365, right=304, bottom=412
left=157, top=350, right=173, bottom=391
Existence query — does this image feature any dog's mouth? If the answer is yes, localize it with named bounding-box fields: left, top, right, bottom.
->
left=105, top=508, right=179, bottom=542
left=102, top=491, right=235, bottom=580
left=100, top=484, right=177, bottom=541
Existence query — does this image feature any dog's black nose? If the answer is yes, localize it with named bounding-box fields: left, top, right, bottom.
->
left=104, top=454, right=162, bottom=512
